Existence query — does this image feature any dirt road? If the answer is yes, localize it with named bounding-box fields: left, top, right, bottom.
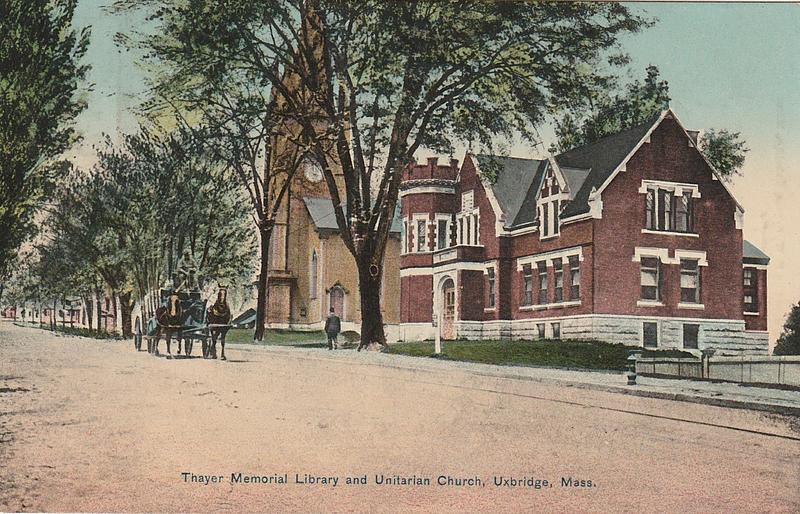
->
left=1, top=323, right=798, bottom=513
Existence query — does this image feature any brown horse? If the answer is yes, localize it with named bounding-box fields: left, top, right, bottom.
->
left=206, top=288, right=231, bottom=360
left=153, top=292, right=183, bottom=358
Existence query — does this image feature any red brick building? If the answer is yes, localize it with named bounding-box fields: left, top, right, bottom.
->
left=398, top=109, right=769, bottom=355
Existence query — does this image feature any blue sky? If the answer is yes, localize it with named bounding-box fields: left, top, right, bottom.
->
left=70, top=2, right=800, bottom=343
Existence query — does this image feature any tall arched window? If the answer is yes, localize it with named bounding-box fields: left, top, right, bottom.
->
left=310, top=250, right=318, bottom=298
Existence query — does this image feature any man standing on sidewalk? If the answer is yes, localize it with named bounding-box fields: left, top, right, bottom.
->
left=324, top=307, right=341, bottom=350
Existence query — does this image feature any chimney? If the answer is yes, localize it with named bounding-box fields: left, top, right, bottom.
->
left=427, top=156, right=439, bottom=174
left=687, top=130, right=700, bottom=146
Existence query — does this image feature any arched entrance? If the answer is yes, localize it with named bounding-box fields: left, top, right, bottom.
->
left=329, top=285, right=345, bottom=319
left=440, top=278, right=456, bottom=340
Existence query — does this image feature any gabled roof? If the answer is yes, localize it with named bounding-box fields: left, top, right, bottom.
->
left=474, top=108, right=743, bottom=230
left=556, top=113, right=661, bottom=218
left=303, top=197, right=401, bottom=234
left=743, top=240, right=770, bottom=265
left=474, top=155, right=546, bottom=229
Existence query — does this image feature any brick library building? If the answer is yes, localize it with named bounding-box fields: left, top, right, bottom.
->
left=398, top=109, right=769, bottom=355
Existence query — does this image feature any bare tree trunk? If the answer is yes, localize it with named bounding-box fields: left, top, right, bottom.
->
left=51, top=298, right=56, bottom=331
left=95, top=287, right=102, bottom=332
left=357, top=259, right=386, bottom=350
left=119, top=291, right=133, bottom=338
left=254, top=227, right=272, bottom=341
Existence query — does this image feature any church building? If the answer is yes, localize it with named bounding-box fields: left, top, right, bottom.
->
left=261, top=157, right=402, bottom=333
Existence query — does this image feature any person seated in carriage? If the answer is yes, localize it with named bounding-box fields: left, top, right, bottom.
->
left=176, top=250, right=200, bottom=292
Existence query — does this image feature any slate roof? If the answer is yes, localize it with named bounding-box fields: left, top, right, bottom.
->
left=475, top=155, right=546, bottom=228
left=555, top=114, right=661, bottom=218
left=474, top=114, right=661, bottom=229
left=743, top=240, right=770, bottom=265
left=303, top=197, right=401, bottom=234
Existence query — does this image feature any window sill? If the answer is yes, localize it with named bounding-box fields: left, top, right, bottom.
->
left=540, top=234, right=560, bottom=241
left=637, top=300, right=664, bottom=307
left=677, top=303, right=705, bottom=310
left=641, top=229, right=699, bottom=238
left=744, top=311, right=760, bottom=316
left=519, top=301, right=581, bottom=311
left=484, top=307, right=496, bottom=312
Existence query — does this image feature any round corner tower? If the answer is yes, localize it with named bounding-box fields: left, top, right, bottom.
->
left=398, top=157, right=460, bottom=340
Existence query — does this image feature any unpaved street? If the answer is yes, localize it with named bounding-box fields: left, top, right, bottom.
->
left=1, top=323, right=799, bottom=513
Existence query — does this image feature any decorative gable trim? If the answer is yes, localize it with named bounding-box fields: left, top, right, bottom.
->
left=591, top=108, right=745, bottom=230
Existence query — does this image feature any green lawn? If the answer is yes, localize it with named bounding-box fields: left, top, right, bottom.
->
left=224, top=328, right=329, bottom=348
left=386, top=339, right=694, bottom=372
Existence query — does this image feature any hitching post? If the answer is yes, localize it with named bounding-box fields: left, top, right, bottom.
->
left=627, top=349, right=643, bottom=385
left=433, top=314, right=441, bottom=355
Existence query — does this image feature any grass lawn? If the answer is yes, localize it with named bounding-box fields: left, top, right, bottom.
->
left=386, top=339, right=695, bottom=372
left=224, top=328, right=329, bottom=348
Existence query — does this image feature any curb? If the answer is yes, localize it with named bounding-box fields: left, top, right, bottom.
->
left=232, top=343, right=800, bottom=417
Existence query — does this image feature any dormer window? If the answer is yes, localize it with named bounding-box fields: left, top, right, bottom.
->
left=537, top=167, right=567, bottom=240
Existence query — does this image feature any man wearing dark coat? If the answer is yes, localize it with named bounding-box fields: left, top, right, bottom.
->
left=324, top=307, right=341, bottom=350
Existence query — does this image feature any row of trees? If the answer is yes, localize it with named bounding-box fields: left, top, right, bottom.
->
left=4, top=127, right=256, bottom=336
left=113, top=0, right=664, bottom=346
left=1, top=1, right=772, bottom=350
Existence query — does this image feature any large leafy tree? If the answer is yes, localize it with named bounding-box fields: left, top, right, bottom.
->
left=0, top=0, right=90, bottom=277
left=119, top=0, right=649, bottom=347
left=38, top=126, right=256, bottom=336
left=774, top=303, right=800, bottom=356
left=551, top=65, right=749, bottom=179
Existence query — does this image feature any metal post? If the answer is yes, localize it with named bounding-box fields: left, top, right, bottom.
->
left=434, top=313, right=441, bottom=355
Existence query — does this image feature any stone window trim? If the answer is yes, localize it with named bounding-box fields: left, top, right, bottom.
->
left=411, top=213, right=430, bottom=254
left=638, top=179, right=701, bottom=199
left=433, top=213, right=453, bottom=251
left=516, top=245, right=584, bottom=271
left=484, top=263, right=497, bottom=310
left=632, top=247, right=708, bottom=266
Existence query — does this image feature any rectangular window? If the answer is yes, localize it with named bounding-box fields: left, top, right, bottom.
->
left=553, top=259, right=563, bottom=303
left=551, top=322, right=561, bottom=340
left=437, top=220, right=448, bottom=250
left=659, top=189, right=672, bottom=231
left=646, top=188, right=656, bottom=230
left=542, top=203, right=549, bottom=237
left=640, top=257, right=660, bottom=301
left=674, top=192, right=693, bottom=232
left=646, top=187, right=694, bottom=233
left=401, top=220, right=408, bottom=253
left=465, top=216, right=471, bottom=246
left=473, top=213, right=479, bottom=245
left=743, top=268, right=758, bottom=311
left=458, top=218, right=464, bottom=245
left=537, top=262, right=548, bottom=304
left=643, top=322, right=658, bottom=348
left=521, top=264, right=533, bottom=306
left=683, top=324, right=699, bottom=349
left=568, top=255, right=580, bottom=300
left=537, top=323, right=545, bottom=339
left=487, top=268, right=495, bottom=308
left=416, top=220, right=427, bottom=252
left=680, top=259, right=700, bottom=303
left=552, top=200, right=559, bottom=235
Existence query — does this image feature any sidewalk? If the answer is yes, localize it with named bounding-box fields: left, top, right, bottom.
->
left=233, top=343, right=800, bottom=417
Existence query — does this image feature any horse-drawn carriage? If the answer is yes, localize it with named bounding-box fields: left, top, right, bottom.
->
left=134, top=287, right=233, bottom=360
